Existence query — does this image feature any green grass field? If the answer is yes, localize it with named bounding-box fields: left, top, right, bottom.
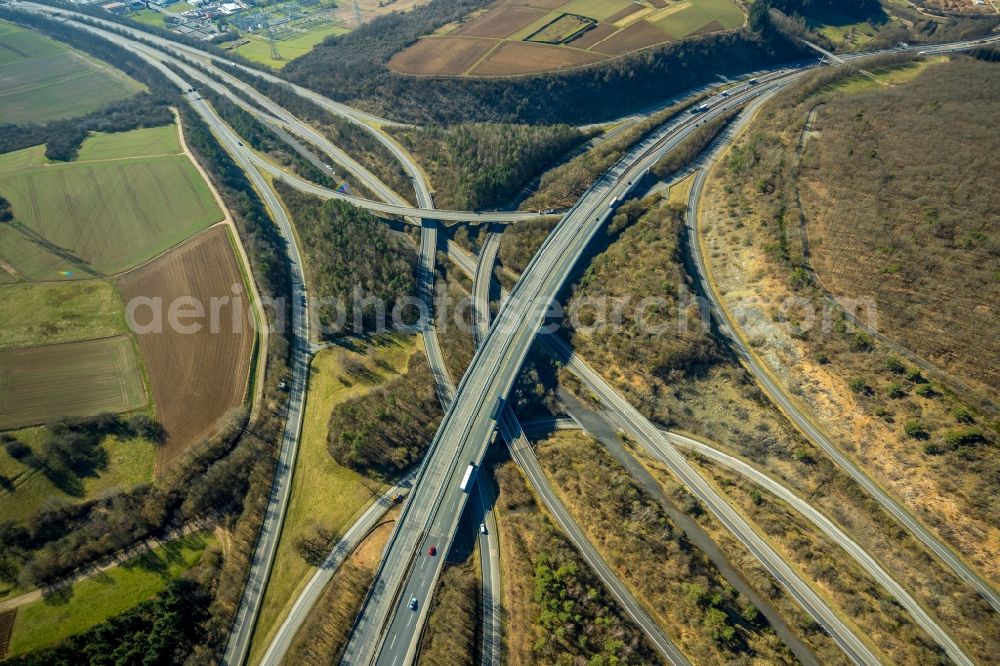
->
left=0, top=424, right=156, bottom=529
left=0, top=335, right=147, bottom=430
left=6, top=532, right=215, bottom=657
left=128, top=9, right=167, bottom=27
left=0, top=20, right=142, bottom=124
left=75, top=124, right=182, bottom=161
left=0, top=125, right=223, bottom=281
left=557, top=0, right=633, bottom=22
left=0, top=280, right=127, bottom=350
left=247, top=333, right=417, bottom=663
left=654, top=0, right=744, bottom=38
left=164, top=2, right=196, bottom=13
left=232, top=25, right=347, bottom=69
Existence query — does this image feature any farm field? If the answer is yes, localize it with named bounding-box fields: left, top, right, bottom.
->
left=248, top=333, right=418, bottom=663
left=0, top=19, right=141, bottom=124
left=74, top=124, right=181, bottom=161
left=5, top=532, right=215, bottom=658
left=388, top=0, right=744, bottom=76
left=232, top=25, right=347, bottom=69
left=0, top=336, right=147, bottom=430
left=0, top=280, right=127, bottom=350
left=0, top=125, right=223, bottom=282
left=117, top=226, right=256, bottom=468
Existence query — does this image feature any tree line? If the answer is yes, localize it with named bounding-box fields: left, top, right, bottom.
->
left=0, top=9, right=176, bottom=161
left=2, top=578, right=211, bottom=666
left=275, top=181, right=417, bottom=335
left=391, top=123, right=587, bottom=210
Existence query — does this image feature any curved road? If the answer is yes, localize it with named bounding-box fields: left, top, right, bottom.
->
left=339, top=73, right=886, bottom=666
left=662, top=430, right=973, bottom=666
left=684, top=128, right=1000, bottom=614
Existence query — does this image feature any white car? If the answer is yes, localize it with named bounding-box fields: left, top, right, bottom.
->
left=480, top=523, right=487, bottom=535
left=408, top=596, right=418, bottom=610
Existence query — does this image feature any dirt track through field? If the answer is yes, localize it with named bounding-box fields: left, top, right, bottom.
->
left=118, top=225, right=255, bottom=470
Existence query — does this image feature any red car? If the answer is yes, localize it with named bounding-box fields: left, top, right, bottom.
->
left=428, top=545, right=437, bottom=556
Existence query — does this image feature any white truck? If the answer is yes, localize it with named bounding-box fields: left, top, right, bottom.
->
left=460, top=462, right=477, bottom=493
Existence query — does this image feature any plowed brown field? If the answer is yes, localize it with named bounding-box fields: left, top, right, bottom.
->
left=457, top=5, right=546, bottom=37
left=470, top=40, right=601, bottom=76
left=388, top=36, right=498, bottom=76
left=118, top=225, right=255, bottom=468
left=590, top=19, right=666, bottom=55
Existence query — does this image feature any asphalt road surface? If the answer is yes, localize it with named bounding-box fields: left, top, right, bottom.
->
left=342, top=74, right=808, bottom=666
left=258, top=473, right=417, bottom=666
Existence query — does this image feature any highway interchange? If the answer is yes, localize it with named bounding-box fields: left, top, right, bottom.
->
left=8, top=5, right=999, bottom=664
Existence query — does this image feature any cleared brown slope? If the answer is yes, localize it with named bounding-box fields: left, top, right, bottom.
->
left=799, top=57, right=999, bottom=392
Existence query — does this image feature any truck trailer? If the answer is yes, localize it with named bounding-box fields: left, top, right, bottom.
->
left=460, top=462, right=477, bottom=493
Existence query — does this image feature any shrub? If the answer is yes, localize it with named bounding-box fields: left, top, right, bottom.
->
left=884, top=355, right=905, bottom=374
left=915, top=383, right=937, bottom=398
left=943, top=428, right=987, bottom=450
left=848, top=377, right=872, bottom=395
left=3, top=438, right=31, bottom=461
left=886, top=382, right=906, bottom=399
left=904, top=420, right=929, bottom=440
left=703, top=607, right=737, bottom=643
left=951, top=406, right=975, bottom=424
left=850, top=332, right=874, bottom=352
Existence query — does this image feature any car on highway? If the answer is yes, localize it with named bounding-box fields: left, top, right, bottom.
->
left=428, top=545, right=437, bottom=556
left=480, top=523, right=487, bottom=535
left=408, top=597, right=418, bottom=610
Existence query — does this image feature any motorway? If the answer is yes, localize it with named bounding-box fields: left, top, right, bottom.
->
left=683, top=128, right=1000, bottom=615
left=12, top=6, right=998, bottom=661
left=340, top=72, right=840, bottom=666
left=136, top=25, right=999, bottom=666
left=247, top=159, right=549, bottom=224
left=16, top=2, right=553, bottom=226
left=463, top=228, right=686, bottom=666
left=661, top=430, right=973, bottom=666
left=544, top=326, right=882, bottom=665
left=128, top=61, right=315, bottom=666
left=453, top=222, right=974, bottom=665
left=257, top=473, right=417, bottom=666
left=471, top=229, right=502, bottom=347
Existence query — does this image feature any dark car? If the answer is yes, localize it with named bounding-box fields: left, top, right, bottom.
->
left=428, top=545, right=437, bottom=556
